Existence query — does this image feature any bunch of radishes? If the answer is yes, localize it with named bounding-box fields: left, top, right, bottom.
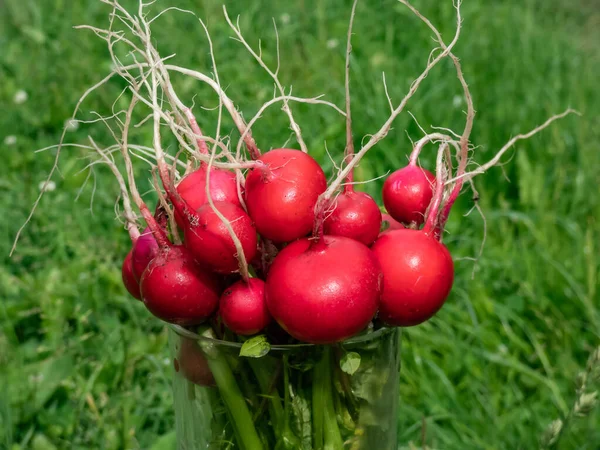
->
left=121, top=137, right=454, bottom=345
left=10, top=0, right=570, bottom=352
left=96, top=0, right=574, bottom=349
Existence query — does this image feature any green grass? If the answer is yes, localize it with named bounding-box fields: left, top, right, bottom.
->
left=1, top=0, right=599, bottom=448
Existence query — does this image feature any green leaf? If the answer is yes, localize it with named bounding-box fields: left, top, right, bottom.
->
left=31, top=434, right=58, bottom=450
left=30, top=355, right=74, bottom=412
left=149, top=431, right=176, bottom=450
left=288, top=351, right=320, bottom=372
left=290, top=387, right=312, bottom=450
left=340, top=352, right=361, bottom=375
left=21, top=27, right=46, bottom=44
left=239, top=335, right=271, bottom=358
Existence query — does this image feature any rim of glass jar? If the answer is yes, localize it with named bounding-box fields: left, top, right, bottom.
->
left=169, top=324, right=398, bottom=351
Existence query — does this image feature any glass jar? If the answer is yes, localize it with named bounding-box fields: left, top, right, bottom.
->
left=168, top=325, right=401, bottom=450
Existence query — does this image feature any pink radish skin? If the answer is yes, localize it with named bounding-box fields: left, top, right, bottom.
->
left=371, top=228, right=454, bottom=326
left=245, top=149, right=327, bottom=243
left=122, top=250, right=141, bottom=300
left=219, top=278, right=271, bottom=335
left=382, top=165, right=436, bottom=225
left=266, top=236, right=382, bottom=344
left=175, top=167, right=241, bottom=227
left=140, top=245, right=220, bottom=325
left=323, top=191, right=382, bottom=246
left=380, top=213, right=405, bottom=235
left=184, top=201, right=257, bottom=274
left=162, top=170, right=255, bottom=277
left=132, top=227, right=159, bottom=281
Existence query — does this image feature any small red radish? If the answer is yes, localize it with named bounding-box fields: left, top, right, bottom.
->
left=132, top=227, right=159, bottom=281
left=245, top=149, right=327, bottom=243
left=371, top=228, right=453, bottom=326
left=184, top=201, right=257, bottom=274
left=219, top=278, right=270, bottom=335
left=323, top=191, right=382, bottom=246
left=382, top=165, right=436, bottom=225
left=266, top=235, right=381, bottom=344
left=140, top=245, right=220, bottom=325
left=176, top=336, right=215, bottom=386
left=163, top=169, right=255, bottom=276
left=380, top=213, right=405, bottom=234
left=175, top=166, right=241, bottom=227
left=122, top=250, right=141, bottom=300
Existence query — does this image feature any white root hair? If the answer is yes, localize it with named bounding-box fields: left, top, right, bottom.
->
left=88, top=137, right=140, bottom=241
left=223, top=7, right=308, bottom=154
left=11, top=0, right=578, bottom=272
left=315, top=0, right=464, bottom=211
left=446, top=109, right=580, bottom=185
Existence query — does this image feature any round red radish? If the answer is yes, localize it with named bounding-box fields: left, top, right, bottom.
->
left=184, top=201, right=257, bottom=274
left=382, top=165, right=436, bottom=225
left=175, top=167, right=241, bottom=227
left=132, top=227, right=159, bottom=281
left=371, top=228, right=453, bottom=326
left=245, top=149, right=327, bottom=243
left=266, top=236, right=382, bottom=344
left=122, top=250, right=141, bottom=300
left=219, top=278, right=270, bottom=335
left=380, top=213, right=405, bottom=234
left=140, top=245, right=220, bottom=325
left=323, top=191, right=382, bottom=246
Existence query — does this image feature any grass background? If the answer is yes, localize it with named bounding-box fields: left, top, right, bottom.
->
left=1, top=0, right=599, bottom=448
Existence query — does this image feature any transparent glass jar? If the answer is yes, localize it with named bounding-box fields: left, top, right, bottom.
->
left=168, top=325, right=401, bottom=450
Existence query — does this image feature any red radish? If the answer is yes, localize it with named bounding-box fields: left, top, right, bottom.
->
left=219, top=278, right=270, bottom=335
left=371, top=228, right=453, bottom=326
left=380, top=213, right=405, bottom=234
left=175, top=167, right=241, bottom=227
left=140, top=245, right=220, bottom=325
left=382, top=165, right=436, bottom=225
left=323, top=191, right=382, bottom=246
left=122, top=250, right=141, bottom=300
left=265, top=236, right=382, bottom=344
left=245, top=149, right=327, bottom=243
left=176, top=336, right=215, bottom=386
left=131, top=227, right=159, bottom=281
left=165, top=170, right=256, bottom=276
left=184, top=201, right=257, bottom=274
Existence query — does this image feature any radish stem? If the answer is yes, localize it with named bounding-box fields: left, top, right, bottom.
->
left=199, top=327, right=265, bottom=450
left=422, top=144, right=447, bottom=237
left=313, top=347, right=343, bottom=450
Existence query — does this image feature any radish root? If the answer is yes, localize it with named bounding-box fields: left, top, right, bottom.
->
left=223, top=7, right=308, bottom=154
left=12, top=0, right=577, bottom=282
left=343, top=0, right=360, bottom=190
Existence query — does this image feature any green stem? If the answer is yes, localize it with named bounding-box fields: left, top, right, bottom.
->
left=314, top=347, right=344, bottom=450
left=238, top=367, right=260, bottom=411
left=248, top=358, right=284, bottom=427
left=199, top=328, right=264, bottom=450
left=335, top=349, right=360, bottom=422
left=278, top=356, right=302, bottom=449
left=283, top=355, right=291, bottom=416
left=249, top=358, right=300, bottom=450
left=313, top=355, right=325, bottom=449
left=322, top=355, right=344, bottom=449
